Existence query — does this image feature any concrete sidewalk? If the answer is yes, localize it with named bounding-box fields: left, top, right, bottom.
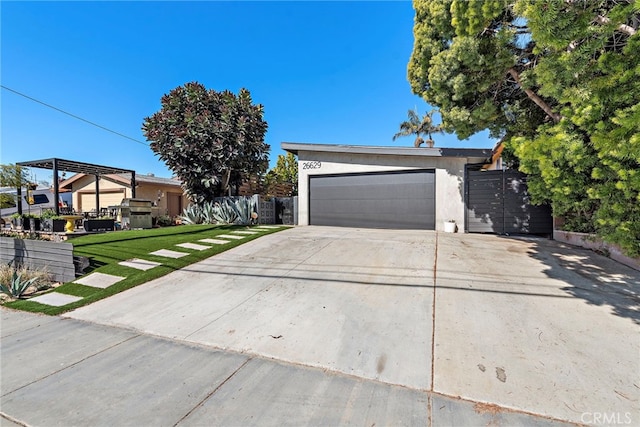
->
left=1, top=309, right=570, bottom=427
left=2, top=226, right=638, bottom=426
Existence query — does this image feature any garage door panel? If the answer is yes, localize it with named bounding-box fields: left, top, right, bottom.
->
left=312, top=183, right=432, bottom=200
left=309, top=170, right=435, bottom=229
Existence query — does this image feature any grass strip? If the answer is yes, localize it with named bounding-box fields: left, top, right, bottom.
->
left=4, top=224, right=288, bottom=315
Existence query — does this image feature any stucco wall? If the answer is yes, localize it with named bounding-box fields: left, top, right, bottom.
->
left=296, top=150, right=469, bottom=231
left=70, top=176, right=187, bottom=215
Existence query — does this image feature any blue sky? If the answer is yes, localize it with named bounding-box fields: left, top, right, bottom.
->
left=1, top=1, right=494, bottom=182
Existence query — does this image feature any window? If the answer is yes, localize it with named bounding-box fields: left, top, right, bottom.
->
left=25, top=194, right=50, bottom=205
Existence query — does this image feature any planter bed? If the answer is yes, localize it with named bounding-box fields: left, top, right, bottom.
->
left=553, top=229, right=640, bottom=271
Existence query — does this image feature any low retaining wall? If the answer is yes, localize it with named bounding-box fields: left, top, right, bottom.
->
left=0, top=237, right=76, bottom=282
left=553, top=230, right=640, bottom=271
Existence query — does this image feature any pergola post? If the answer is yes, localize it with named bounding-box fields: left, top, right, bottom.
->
left=131, top=172, right=136, bottom=198
left=16, top=185, right=23, bottom=216
left=95, top=174, right=100, bottom=215
left=53, top=158, right=60, bottom=215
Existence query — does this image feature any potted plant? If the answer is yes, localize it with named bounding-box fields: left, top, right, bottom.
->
left=40, top=209, right=66, bottom=232
left=83, top=216, right=115, bottom=232
left=444, top=219, right=457, bottom=233
left=9, top=213, right=40, bottom=231
left=23, top=213, right=41, bottom=232
left=9, top=213, right=23, bottom=230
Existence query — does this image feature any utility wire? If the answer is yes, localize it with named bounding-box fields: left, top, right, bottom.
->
left=1, top=85, right=149, bottom=146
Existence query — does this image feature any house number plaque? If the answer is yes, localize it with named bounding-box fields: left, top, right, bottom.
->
left=302, top=161, right=322, bottom=170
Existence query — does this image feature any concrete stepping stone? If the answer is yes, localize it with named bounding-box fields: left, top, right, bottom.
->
left=217, top=234, right=245, bottom=240
left=74, top=272, right=126, bottom=289
left=198, top=238, right=230, bottom=245
left=29, top=293, right=83, bottom=307
left=119, top=259, right=162, bottom=271
left=149, top=249, right=189, bottom=259
left=255, top=225, right=280, bottom=229
left=176, top=242, right=211, bottom=251
left=231, top=230, right=259, bottom=235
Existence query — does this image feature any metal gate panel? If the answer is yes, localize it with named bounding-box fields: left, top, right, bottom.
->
left=309, top=170, right=435, bottom=230
left=466, top=170, right=552, bottom=235
left=466, top=170, right=504, bottom=233
left=503, top=172, right=553, bottom=234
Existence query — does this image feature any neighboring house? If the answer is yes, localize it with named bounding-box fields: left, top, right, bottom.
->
left=59, top=173, right=189, bottom=218
left=282, top=142, right=551, bottom=234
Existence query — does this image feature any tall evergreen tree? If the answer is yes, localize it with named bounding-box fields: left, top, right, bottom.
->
left=408, top=0, right=639, bottom=256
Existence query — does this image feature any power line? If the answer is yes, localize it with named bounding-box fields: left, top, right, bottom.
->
left=1, top=85, right=149, bottom=146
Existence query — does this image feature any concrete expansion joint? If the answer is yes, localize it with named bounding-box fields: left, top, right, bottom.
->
left=0, top=412, right=28, bottom=427
left=172, top=357, right=253, bottom=427
left=429, top=390, right=583, bottom=426
left=0, top=332, right=141, bottom=399
left=430, top=232, right=438, bottom=393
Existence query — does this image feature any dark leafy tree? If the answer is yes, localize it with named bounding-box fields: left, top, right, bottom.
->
left=142, top=82, right=269, bottom=203
left=392, top=109, right=443, bottom=147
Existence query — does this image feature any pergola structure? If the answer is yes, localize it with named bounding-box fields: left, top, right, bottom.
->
left=16, top=158, right=136, bottom=216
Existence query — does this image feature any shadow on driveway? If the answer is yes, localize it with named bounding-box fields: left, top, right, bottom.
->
left=504, top=236, right=640, bottom=325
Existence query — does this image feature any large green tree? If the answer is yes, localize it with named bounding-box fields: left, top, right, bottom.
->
left=265, top=152, right=298, bottom=196
left=408, top=0, right=639, bottom=256
left=142, top=82, right=269, bottom=203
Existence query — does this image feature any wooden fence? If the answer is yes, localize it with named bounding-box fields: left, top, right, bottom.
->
left=0, top=237, right=76, bottom=283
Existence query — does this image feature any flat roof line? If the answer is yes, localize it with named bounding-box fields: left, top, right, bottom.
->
left=281, top=142, right=492, bottom=159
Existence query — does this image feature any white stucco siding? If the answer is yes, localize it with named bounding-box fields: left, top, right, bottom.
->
left=296, top=150, right=468, bottom=230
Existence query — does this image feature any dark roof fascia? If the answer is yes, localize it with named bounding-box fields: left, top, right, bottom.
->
left=17, top=158, right=135, bottom=176
left=281, top=142, right=492, bottom=161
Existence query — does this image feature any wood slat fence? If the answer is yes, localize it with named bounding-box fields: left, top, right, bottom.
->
left=0, top=237, right=76, bottom=283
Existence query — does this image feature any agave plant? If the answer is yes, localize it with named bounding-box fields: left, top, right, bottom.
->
left=201, top=201, right=218, bottom=224
left=212, top=200, right=240, bottom=225
left=0, top=265, right=39, bottom=299
left=234, top=197, right=256, bottom=225
left=180, top=204, right=203, bottom=224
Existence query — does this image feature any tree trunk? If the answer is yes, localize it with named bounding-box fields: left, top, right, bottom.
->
left=507, top=68, right=561, bottom=123
left=221, top=169, right=232, bottom=196
left=594, top=15, right=636, bottom=36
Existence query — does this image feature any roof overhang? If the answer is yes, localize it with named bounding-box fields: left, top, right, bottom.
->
left=282, top=142, right=492, bottom=163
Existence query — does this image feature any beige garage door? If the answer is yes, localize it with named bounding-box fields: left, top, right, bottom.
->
left=79, top=192, right=125, bottom=212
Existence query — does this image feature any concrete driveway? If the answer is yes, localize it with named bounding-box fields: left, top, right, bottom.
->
left=1, top=226, right=638, bottom=426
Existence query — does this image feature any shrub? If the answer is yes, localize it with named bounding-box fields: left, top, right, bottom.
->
left=157, top=215, right=173, bottom=227
left=0, top=261, right=53, bottom=299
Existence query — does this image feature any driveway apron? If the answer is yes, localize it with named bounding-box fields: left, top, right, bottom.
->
left=67, top=227, right=436, bottom=390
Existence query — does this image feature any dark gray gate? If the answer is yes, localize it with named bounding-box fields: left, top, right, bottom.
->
left=309, top=170, right=435, bottom=229
left=466, top=170, right=552, bottom=235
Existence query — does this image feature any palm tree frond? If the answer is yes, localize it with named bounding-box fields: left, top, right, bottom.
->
left=393, top=108, right=444, bottom=147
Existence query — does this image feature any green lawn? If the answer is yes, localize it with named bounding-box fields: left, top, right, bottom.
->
left=4, top=224, right=288, bottom=315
